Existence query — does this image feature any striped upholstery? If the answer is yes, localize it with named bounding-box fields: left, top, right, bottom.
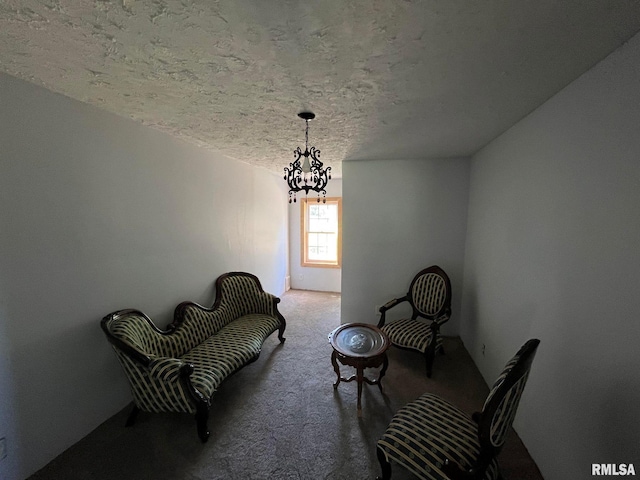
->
left=482, top=350, right=533, bottom=449
left=169, top=304, right=234, bottom=356
left=412, top=273, right=447, bottom=317
left=102, top=272, right=284, bottom=418
left=218, top=275, right=277, bottom=319
left=108, top=312, right=182, bottom=357
left=377, top=394, right=499, bottom=480
left=381, top=318, right=444, bottom=353
left=377, top=339, right=539, bottom=479
left=112, top=348, right=200, bottom=414
left=181, top=314, right=281, bottom=400
left=164, top=274, right=278, bottom=357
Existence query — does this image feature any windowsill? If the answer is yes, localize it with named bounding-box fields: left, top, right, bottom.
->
left=301, top=262, right=342, bottom=269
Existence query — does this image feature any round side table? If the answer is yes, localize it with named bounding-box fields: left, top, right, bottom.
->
left=328, top=322, right=390, bottom=416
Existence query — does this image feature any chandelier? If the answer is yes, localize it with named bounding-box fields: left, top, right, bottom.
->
left=284, top=112, right=331, bottom=203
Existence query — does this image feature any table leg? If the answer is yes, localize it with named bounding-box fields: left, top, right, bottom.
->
left=331, top=350, right=341, bottom=389
left=356, top=366, right=364, bottom=417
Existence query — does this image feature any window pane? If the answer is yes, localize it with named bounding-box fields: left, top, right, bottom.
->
left=307, top=232, right=337, bottom=261
left=308, top=204, right=337, bottom=232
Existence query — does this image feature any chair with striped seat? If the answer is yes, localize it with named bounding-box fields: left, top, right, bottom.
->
left=377, top=266, right=452, bottom=378
left=376, top=339, right=540, bottom=480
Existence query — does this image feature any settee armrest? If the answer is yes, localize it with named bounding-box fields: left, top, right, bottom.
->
left=238, top=289, right=281, bottom=317
left=219, top=272, right=287, bottom=343
left=148, top=357, right=188, bottom=382
left=263, top=292, right=281, bottom=316
left=215, top=272, right=281, bottom=318
left=101, top=309, right=179, bottom=361
left=147, top=359, right=207, bottom=414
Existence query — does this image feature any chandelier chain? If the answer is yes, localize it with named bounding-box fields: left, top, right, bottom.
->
left=305, top=120, right=309, bottom=151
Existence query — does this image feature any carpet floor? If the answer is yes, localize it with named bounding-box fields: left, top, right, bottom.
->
left=30, top=290, right=543, bottom=480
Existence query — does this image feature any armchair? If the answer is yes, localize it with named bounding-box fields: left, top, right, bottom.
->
left=376, top=339, right=540, bottom=480
left=377, top=265, right=452, bottom=377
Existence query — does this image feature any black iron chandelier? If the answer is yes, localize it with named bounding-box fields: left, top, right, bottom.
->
left=284, top=112, right=331, bottom=203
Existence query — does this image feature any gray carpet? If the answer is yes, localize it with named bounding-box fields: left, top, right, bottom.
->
left=30, top=290, right=543, bottom=480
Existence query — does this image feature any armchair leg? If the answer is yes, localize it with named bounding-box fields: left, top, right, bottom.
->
left=125, top=405, right=140, bottom=427
left=424, top=331, right=443, bottom=378
left=376, top=445, right=392, bottom=480
left=425, top=347, right=435, bottom=378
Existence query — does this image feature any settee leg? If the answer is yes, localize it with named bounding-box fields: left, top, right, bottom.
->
left=196, top=406, right=210, bottom=443
left=277, top=313, right=286, bottom=344
left=125, top=405, right=140, bottom=427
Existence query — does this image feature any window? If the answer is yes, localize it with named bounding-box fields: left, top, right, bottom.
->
left=301, top=197, right=342, bottom=268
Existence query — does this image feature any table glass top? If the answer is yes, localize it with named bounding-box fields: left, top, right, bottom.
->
left=329, top=323, right=389, bottom=357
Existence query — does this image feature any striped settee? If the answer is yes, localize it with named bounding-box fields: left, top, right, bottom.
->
left=101, top=272, right=286, bottom=442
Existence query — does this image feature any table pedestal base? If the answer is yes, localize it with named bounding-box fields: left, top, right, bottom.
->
left=331, top=350, right=389, bottom=416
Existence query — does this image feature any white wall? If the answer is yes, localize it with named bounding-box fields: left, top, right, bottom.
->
left=461, top=33, right=640, bottom=479
left=0, top=73, right=288, bottom=480
left=288, top=178, right=342, bottom=292
left=341, top=158, right=470, bottom=331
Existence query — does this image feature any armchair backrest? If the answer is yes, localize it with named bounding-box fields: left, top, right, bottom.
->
left=478, top=339, right=540, bottom=457
left=407, top=265, right=452, bottom=320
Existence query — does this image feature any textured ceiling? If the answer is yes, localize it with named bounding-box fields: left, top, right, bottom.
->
left=2, top=1, right=640, bottom=177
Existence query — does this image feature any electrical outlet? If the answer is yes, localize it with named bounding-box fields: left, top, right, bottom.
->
left=0, top=437, right=7, bottom=461
left=481, top=344, right=486, bottom=356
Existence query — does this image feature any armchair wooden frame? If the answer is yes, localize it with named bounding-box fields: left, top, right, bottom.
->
left=376, top=339, right=540, bottom=480
left=377, top=265, right=452, bottom=377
